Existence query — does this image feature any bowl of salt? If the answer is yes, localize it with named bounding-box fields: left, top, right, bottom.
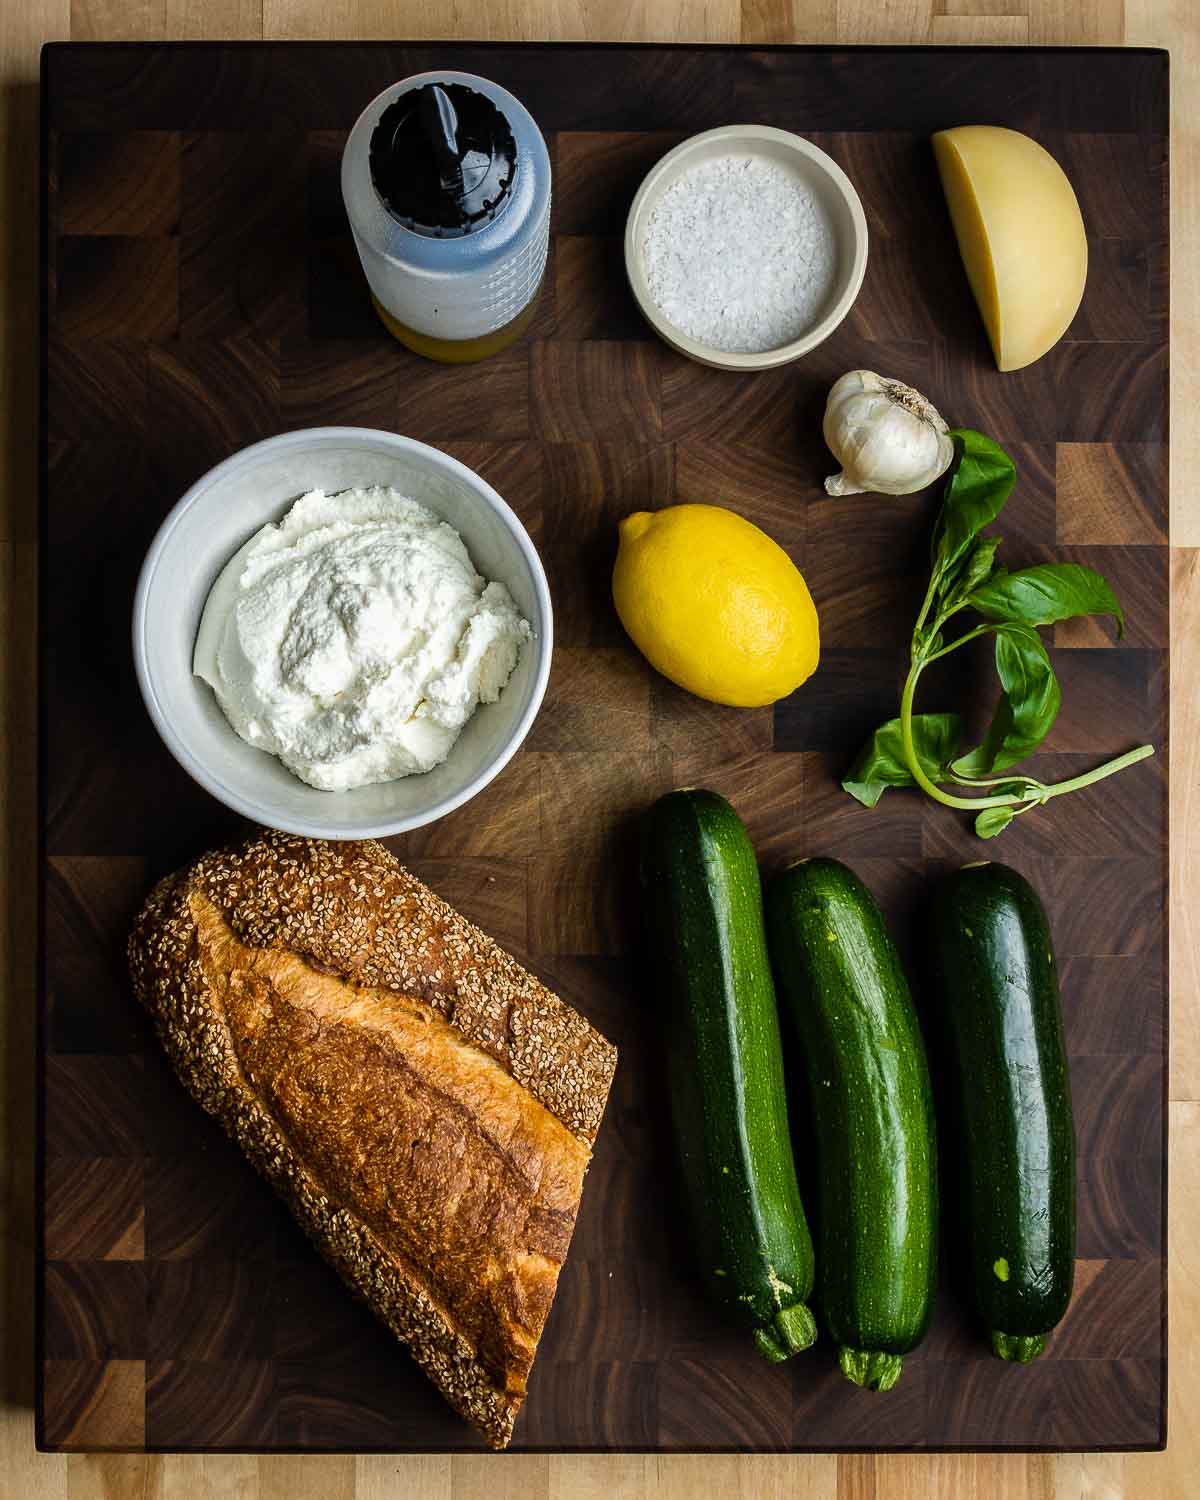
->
left=624, top=124, right=868, bottom=371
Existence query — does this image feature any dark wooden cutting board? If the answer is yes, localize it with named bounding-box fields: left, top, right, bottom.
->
left=38, top=40, right=1168, bottom=1453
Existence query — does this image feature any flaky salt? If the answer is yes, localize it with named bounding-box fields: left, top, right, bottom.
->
left=641, top=154, right=838, bottom=354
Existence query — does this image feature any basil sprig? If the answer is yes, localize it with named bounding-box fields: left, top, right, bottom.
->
left=843, top=430, right=1154, bottom=839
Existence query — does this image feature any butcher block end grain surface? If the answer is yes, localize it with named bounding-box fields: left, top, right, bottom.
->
left=39, top=42, right=1167, bottom=1453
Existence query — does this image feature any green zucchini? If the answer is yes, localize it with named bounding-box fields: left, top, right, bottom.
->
left=640, top=789, right=816, bottom=1362
left=928, top=861, right=1075, bottom=1362
left=766, top=858, right=937, bottom=1391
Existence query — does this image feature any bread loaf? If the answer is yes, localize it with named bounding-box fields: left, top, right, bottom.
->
left=128, top=831, right=617, bottom=1449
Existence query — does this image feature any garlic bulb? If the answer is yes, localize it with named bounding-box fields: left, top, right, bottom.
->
left=823, top=370, right=954, bottom=497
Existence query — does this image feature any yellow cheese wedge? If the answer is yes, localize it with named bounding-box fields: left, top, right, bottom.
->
left=932, top=125, right=1087, bottom=373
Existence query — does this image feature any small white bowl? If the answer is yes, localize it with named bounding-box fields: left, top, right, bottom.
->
left=133, top=427, right=552, bottom=840
left=625, top=124, right=869, bottom=371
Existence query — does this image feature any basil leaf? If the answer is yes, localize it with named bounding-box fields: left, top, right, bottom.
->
left=957, top=536, right=1002, bottom=596
left=966, top=562, right=1125, bottom=639
left=940, top=534, right=1002, bottom=614
left=844, top=712, right=964, bottom=807
left=975, top=806, right=1015, bottom=839
left=932, top=430, right=1017, bottom=585
left=952, top=624, right=1061, bottom=776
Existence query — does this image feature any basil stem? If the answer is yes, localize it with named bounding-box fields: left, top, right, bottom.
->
left=897, top=644, right=1154, bottom=815
left=846, top=429, right=1155, bottom=836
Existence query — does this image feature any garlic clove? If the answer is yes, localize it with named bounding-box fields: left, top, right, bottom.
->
left=822, top=369, right=954, bottom=498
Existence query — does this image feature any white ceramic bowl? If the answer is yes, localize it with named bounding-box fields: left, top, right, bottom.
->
left=133, top=427, right=552, bottom=840
left=625, top=124, right=869, bottom=371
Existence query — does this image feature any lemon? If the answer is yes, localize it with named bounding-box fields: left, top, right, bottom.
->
left=612, top=504, right=820, bottom=707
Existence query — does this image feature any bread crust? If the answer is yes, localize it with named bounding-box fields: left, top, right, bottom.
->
left=128, top=831, right=617, bottom=1449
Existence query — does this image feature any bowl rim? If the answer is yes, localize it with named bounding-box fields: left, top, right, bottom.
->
left=132, top=425, right=553, bottom=840
left=623, top=123, right=870, bottom=372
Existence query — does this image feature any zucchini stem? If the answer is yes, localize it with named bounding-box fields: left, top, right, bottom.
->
left=991, top=1330, right=1046, bottom=1363
left=838, top=1346, right=903, bottom=1392
left=754, top=1303, right=817, bottom=1363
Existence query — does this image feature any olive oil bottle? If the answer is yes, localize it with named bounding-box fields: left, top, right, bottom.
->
left=341, top=72, right=551, bottom=364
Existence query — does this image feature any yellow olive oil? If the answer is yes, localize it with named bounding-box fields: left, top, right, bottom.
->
left=370, top=280, right=542, bottom=364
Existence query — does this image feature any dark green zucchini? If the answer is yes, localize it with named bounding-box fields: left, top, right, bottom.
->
left=766, top=858, right=937, bottom=1391
left=640, top=789, right=816, bottom=1362
left=928, top=861, right=1075, bottom=1362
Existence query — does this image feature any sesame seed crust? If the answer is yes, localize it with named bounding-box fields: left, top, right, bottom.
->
left=127, top=831, right=618, bottom=1450
left=188, top=831, right=615, bottom=1145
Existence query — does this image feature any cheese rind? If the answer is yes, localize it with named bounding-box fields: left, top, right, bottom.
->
left=933, top=125, right=1087, bottom=373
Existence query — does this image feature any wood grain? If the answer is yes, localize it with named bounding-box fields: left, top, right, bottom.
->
left=33, top=38, right=1168, bottom=1462
left=71, top=0, right=262, bottom=40
left=1, top=4, right=1196, bottom=1500
left=1118, top=0, right=1200, bottom=1456
left=1168, top=550, right=1200, bottom=1098
left=928, top=17, right=1029, bottom=42
left=1028, top=0, right=1124, bottom=46
left=741, top=1, right=838, bottom=45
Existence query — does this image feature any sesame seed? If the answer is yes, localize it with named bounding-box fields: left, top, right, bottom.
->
left=127, top=828, right=617, bottom=1448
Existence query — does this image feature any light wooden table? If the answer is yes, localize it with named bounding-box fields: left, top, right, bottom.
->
left=3, top=1, right=1196, bottom=1496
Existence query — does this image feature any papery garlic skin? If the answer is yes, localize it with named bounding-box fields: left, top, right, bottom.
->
left=823, top=370, right=955, bottom=497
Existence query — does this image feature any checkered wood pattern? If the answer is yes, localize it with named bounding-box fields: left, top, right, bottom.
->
left=40, top=42, right=1168, bottom=1452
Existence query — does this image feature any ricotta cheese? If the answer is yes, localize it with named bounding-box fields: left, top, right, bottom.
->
left=194, top=486, right=532, bottom=791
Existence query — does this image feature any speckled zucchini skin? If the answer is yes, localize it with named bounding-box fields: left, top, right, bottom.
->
left=767, top=858, right=938, bottom=1391
left=928, top=862, right=1075, bottom=1362
left=640, top=790, right=816, bottom=1363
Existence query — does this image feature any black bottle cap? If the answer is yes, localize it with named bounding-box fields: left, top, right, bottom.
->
left=369, top=82, right=518, bottom=237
